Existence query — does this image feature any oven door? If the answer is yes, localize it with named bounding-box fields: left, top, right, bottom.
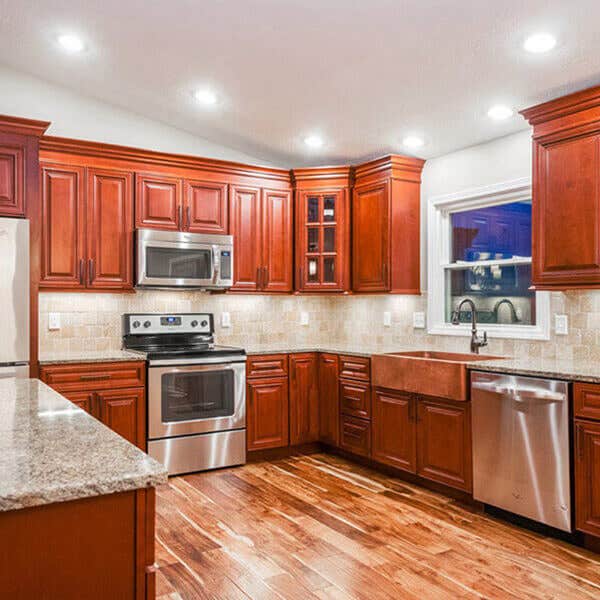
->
left=148, top=361, right=246, bottom=439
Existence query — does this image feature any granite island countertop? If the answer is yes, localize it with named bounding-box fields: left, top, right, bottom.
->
left=0, top=378, right=167, bottom=512
left=39, top=349, right=147, bottom=365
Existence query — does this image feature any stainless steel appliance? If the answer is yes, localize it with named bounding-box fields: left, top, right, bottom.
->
left=0, top=218, right=29, bottom=379
left=136, top=228, right=233, bottom=289
left=471, top=371, right=571, bottom=531
left=123, top=313, right=246, bottom=474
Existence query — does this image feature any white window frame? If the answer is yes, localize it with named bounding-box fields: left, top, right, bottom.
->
left=427, top=176, right=550, bottom=341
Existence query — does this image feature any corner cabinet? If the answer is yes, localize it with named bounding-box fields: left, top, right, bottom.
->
left=292, top=167, right=351, bottom=292
left=352, top=156, right=424, bottom=293
left=521, top=85, right=600, bottom=290
left=289, top=353, right=319, bottom=445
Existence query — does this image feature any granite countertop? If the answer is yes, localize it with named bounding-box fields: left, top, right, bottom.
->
left=38, top=349, right=147, bottom=365
left=245, top=344, right=416, bottom=358
left=0, top=378, right=167, bottom=512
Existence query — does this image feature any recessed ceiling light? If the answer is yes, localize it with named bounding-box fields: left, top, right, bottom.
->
left=524, top=32, right=557, bottom=54
left=402, top=135, right=424, bottom=149
left=304, top=135, right=324, bottom=148
left=193, top=88, right=218, bottom=106
left=57, top=33, right=85, bottom=53
left=487, top=105, right=514, bottom=120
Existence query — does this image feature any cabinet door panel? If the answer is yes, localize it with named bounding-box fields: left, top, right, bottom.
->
left=87, top=168, right=133, bottom=289
left=340, top=380, right=371, bottom=419
left=575, top=419, right=600, bottom=537
left=247, top=377, right=289, bottom=451
left=340, top=415, right=371, bottom=457
left=417, top=398, right=472, bottom=492
left=262, top=189, right=293, bottom=292
left=96, top=387, right=145, bottom=449
left=0, top=145, right=24, bottom=216
left=372, top=389, right=416, bottom=473
left=230, top=186, right=262, bottom=291
left=62, top=391, right=94, bottom=414
left=184, top=179, right=228, bottom=234
left=289, top=354, right=319, bottom=445
left=40, top=163, right=86, bottom=288
left=534, top=136, right=600, bottom=285
left=352, top=182, right=389, bottom=291
left=135, top=173, right=181, bottom=230
left=319, top=353, right=339, bottom=446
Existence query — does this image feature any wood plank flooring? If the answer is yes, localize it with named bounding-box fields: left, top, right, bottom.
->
left=155, top=453, right=600, bottom=599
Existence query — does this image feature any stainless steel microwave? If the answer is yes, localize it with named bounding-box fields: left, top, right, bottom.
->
left=136, top=229, right=234, bottom=289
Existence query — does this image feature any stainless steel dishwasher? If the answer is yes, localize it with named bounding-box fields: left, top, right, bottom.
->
left=471, top=371, right=571, bottom=532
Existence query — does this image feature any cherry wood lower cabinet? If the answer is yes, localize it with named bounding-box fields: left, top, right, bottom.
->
left=340, top=414, right=371, bottom=457
left=574, top=419, right=600, bottom=537
left=246, top=377, right=289, bottom=451
left=416, top=397, right=472, bottom=492
left=0, top=487, right=156, bottom=600
left=372, top=389, right=417, bottom=473
left=39, top=361, right=146, bottom=449
left=319, top=353, right=339, bottom=446
left=289, top=353, right=319, bottom=445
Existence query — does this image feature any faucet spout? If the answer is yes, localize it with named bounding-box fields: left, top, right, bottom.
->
left=452, top=298, right=488, bottom=354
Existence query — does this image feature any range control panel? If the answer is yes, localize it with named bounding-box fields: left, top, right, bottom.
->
left=124, top=313, right=213, bottom=335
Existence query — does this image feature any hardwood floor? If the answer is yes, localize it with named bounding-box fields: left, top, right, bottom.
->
left=155, top=453, right=600, bottom=599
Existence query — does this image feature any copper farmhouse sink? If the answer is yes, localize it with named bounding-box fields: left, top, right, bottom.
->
left=372, top=350, right=502, bottom=401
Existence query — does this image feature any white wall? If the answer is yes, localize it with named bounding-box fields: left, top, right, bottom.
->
left=0, top=64, right=274, bottom=166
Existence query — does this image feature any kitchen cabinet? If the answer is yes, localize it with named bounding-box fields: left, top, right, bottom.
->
left=521, top=85, right=600, bottom=289
left=40, top=161, right=134, bottom=291
left=247, top=377, right=289, bottom=451
left=340, top=380, right=371, bottom=420
left=575, top=419, right=600, bottom=537
left=230, top=185, right=293, bottom=292
left=289, top=353, right=319, bottom=445
left=39, top=361, right=146, bottom=449
left=416, top=397, right=472, bottom=492
left=340, top=414, right=371, bottom=457
left=319, top=353, right=339, bottom=446
left=372, top=389, right=416, bottom=473
left=292, top=167, right=351, bottom=292
left=185, top=179, right=228, bottom=234
left=352, top=156, right=424, bottom=294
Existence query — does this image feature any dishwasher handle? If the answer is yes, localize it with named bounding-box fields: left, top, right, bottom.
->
left=472, top=381, right=566, bottom=402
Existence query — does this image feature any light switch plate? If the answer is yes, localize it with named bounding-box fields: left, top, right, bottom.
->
left=300, top=311, right=309, bottom=326
left=383, top=311, right=392, bottom=327
left=221, top=312, right=231, bottom=328
left=48, top=312, right=61, bottom=330
left=413, top=312, right=426, bottom=329
left=555, top=314, right=568, bottom=335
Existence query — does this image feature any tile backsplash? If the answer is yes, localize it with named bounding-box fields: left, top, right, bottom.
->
left=39, top=290, right=599, bottom=359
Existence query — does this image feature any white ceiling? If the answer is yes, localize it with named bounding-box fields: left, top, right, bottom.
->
left=1, top=0, right=600, bottom=167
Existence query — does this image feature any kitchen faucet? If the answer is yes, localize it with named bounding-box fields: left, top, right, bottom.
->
left=451, top=298, right=488, bottom=354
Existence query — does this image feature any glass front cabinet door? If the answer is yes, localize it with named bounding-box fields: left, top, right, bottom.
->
left=296, top=190, right=348, bottom=291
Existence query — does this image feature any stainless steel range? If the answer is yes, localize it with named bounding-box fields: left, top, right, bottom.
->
left=123, top=313, right=246, bottom=475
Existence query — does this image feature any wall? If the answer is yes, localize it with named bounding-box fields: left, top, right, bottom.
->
left=0, top=65, right=273, bottom=166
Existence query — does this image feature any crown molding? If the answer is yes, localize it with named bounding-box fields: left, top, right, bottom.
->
left=0, top=114, right=51, bottom=137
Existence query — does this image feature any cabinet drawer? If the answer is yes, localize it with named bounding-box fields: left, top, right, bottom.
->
left=339, top=355, right=370, bottom=382
left=247, top=354, right=289, bottom=379
left=39, top=361, right=146, bottom=392
left=340, top=380, right=371, bottom=419
left=574, top=383, right=600, bottom=421
left=340, top=415, right=371, bottom=457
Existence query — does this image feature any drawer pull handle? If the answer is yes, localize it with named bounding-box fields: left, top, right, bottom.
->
left=79, top=374, right=112, bottom=381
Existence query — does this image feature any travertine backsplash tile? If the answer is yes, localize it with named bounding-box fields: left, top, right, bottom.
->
left=39, top=290, right=600, bottom=358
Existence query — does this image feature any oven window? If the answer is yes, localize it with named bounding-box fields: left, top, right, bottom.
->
left=146, top=247, right=212, bottom=280
left=161, top=370, right=235, bottom=422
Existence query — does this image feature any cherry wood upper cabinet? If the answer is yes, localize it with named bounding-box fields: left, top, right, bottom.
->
left=521, top=85, right=600, bottom=289
left=262, top=188, right=293, bottom=292
left=135, top=173, right=181, bottom=230
left=319, top=353, right=339, bottom=447
left=185, top=179, right=228, bottom=234
left=247, top=377, right=289, bottom=451
left=574, top=419, right=600, bottom=537
left=40, top=163, right=86, bottom=288
left=289, top=353, right=319, bottom=445
left=87, top=168, right=133, bottom=289
left=352, top=156, right=424, bottom=294
left=292, top=167, right=351, bottom=292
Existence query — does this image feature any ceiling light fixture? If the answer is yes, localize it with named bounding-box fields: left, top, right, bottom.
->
left=524, top=32, right=557, bottom=54
left=57, top=33, right=85, bottom=53
left=304, top=135, right=324, bottom=148
left=402, top=135, right=424, bottom=149
left=487, top=105, right=514, bottom=120
left=193, top=88, right=218, bottom=106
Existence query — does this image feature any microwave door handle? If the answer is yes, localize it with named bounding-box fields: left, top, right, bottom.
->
left=212, top=245, right=220, bottom=284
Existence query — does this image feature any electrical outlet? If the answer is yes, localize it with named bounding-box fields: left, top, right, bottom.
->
left=555, top=314, right=568, bottom=335
left=383, top=311, right=392, bottom=327
left=221, top=312, right=231, bottom=328
left=300, top=311, right=309, bottom=326
left=413, top=312, right=425, bottom=329
left=48, top=312, right=61, bottom=330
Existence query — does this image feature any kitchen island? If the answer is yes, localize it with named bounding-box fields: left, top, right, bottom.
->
left=0, top=378, right=167, bottom=599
